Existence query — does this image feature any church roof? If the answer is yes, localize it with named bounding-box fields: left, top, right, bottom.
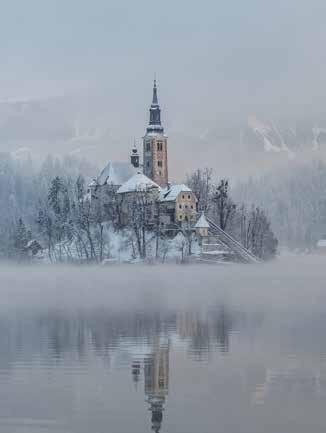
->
left=195, top=213, right=210, bottom=229
left=97, top=161, right=138, bottom=186
left=147, top=79, right=164, bottom=134
left=117, top=172, right=160, bottom=194
left=159, top=184, right=193, bottom=202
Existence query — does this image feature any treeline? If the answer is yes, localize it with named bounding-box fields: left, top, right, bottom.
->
left=187, top=169, right=278, bottom=260
left=0, top=153, right=278, bottom=263
left=0, top=153, right=97, bottom=260
left=232, top=160, right=326, bottom=249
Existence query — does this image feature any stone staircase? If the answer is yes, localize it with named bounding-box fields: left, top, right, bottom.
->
left=197, top=219, right=260, bottom=264
left=198, top=235, right=237, bottom=263
left=206, top=218, right=260, bottom=264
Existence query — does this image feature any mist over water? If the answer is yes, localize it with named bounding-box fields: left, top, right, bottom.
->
left=1, top=256, right=325, bottom=313
left=0, top=256, right=325, bottom=432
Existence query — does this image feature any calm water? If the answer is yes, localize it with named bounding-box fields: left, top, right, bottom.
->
left=1, top=257, right=326, bottom=433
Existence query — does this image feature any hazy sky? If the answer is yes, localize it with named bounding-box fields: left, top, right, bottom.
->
left=1, top=0, right=326, bottom=112
left=1, top=0, right=326, bottom=178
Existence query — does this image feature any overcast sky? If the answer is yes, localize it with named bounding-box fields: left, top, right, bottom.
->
left=0, top=0, right=325, bottom=110
left=1, top=0, right=326, bottom=177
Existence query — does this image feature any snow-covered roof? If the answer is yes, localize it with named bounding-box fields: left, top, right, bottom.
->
left=117, top=173, right=160, bottom=194
left=195, top=213, right=210, bottom=229
left=97, top=161, right=138, bottom=186
left=317, top=239, right=326, bottom=247
left=159, top=184, right=193, bottom=202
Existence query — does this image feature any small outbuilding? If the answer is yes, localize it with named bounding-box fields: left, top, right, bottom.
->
left=195, top=213, right=210, bottom=238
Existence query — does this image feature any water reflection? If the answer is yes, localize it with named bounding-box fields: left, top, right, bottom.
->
left=0, top=306, right=291, bottom=365
left=144, top=337, right=169, bottom=433
left=176, top=307, right=233, bottom=356
left=0, top=304, right=326, bottom=432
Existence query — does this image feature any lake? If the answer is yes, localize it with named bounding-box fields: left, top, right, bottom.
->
left=0, top=256, right=326, bottom=433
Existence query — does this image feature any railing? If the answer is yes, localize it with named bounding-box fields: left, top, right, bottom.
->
left=206, top=217, right=261, bottom=264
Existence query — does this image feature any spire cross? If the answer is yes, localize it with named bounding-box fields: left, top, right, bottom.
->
left=152, top=76, right=158, bottom=105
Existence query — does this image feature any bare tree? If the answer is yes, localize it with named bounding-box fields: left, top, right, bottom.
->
left=212, top=179, right=236, bottom=231
left=232, top=204, right=278, bottom=260
left=74, top=177, right=98, bottom=262
left=123, top=188, right=157, bottom=260
left=186, top=168, right=213, bottom=213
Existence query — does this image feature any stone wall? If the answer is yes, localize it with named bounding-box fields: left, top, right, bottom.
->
left=143, top=134, right=168, bottom=187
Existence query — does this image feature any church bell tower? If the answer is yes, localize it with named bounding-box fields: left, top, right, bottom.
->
left=143, top=80, right=168, bottom=187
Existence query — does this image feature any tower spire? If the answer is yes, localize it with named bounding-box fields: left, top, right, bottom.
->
left=143, top=77, right=168, bottom=187
left=152, top=77, right=158, bottom=106
left=148, top=78, right=163, bottom=132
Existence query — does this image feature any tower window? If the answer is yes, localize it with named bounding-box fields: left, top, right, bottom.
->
left=157, top=160, right=162, bottom=167
left=157, top=142, right=163, bottom=151
left=146, top=142, right=151, bottom=152
left=188, top=195, right=191, bottom=199
left=146, top=161, right=150, bottom=168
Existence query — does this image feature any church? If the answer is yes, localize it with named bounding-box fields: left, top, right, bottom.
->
left=88, top=80, right=198, bottom=228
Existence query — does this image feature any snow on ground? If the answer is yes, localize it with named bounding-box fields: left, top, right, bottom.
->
left=43, top=223, right=201, bottom=264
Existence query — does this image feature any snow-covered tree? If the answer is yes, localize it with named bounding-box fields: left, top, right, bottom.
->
left=13, top=218, right=31, bottom=261
left=212, top=179, right=237, bottom=231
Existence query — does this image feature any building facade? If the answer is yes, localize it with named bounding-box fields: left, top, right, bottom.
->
left=159, top=184, right=198, bottom=226
left=116, top=172, right=161, bottom=226
left=89, top=79, right=198, bottom=229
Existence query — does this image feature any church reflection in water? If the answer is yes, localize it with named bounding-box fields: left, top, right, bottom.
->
left=2, top=295, right=326, bottom=433
left=144, top=338, right=169, bottom=433
left=0, top=306, right=234, bottom=432
left=1, top=301, right=326, bottom=432
left=131, top=337, right=170, bottom=433
left=127, top=307, right=233, bottom=432
left=0, top=305, right=310, bottom=433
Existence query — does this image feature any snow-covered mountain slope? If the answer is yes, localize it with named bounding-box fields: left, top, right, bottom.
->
left=1, top=95, right=326, bottom=179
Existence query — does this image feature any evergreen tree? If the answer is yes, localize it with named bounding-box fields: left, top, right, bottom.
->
left=48, top=176, right=63, bottom=215
left=13, top=218, right=31, bottom=260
